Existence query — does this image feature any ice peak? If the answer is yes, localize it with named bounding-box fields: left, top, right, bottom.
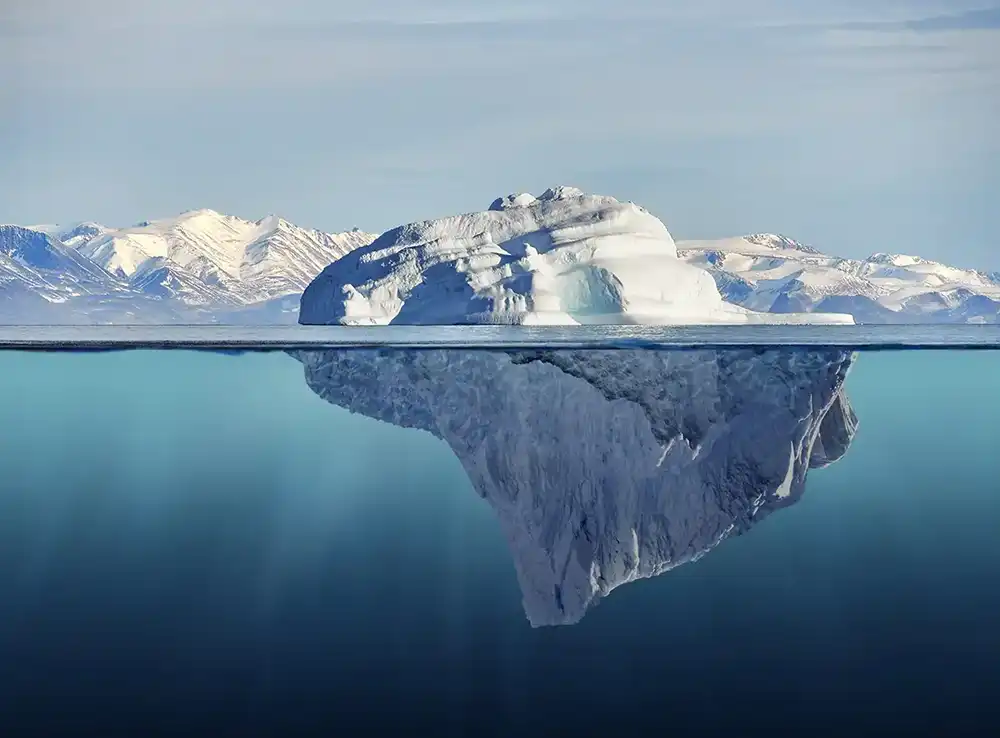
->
left=538, top=185, right=586, bottom=201
left=488, top=192, right=538, bottom=211
left=486, top=185, right=588, bottom=211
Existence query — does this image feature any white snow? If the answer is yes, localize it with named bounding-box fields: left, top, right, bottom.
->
left=0, top=224, right=115, bottom=298
left=76, top=208, right=375, bottom=295
left=678, top=235, right=1000, bottom=323
left=7, top=195, right=999, bottom=325
left=27, top=222, right=112, bottom=250
left=4, top=212, right=376, bottom=323
left=17, top=211, right=378, bottom=312
left=300, top=187, right=855, bottom=326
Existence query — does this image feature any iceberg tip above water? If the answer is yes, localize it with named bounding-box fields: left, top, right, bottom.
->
left=298, top=188, right=855, bottom=326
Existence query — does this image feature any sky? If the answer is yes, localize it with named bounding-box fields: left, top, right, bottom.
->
left=2, top=0, right=998, bottom=268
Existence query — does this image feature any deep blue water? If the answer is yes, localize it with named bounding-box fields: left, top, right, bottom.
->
left=0, top=347, right=998, bottom=736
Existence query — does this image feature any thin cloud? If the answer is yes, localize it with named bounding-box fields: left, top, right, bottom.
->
left=834, top=6, right=1000, bottom=32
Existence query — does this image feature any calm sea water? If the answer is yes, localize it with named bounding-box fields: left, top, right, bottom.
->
left=0, top=346, right=998, bottom=736
left=2, top=323, right=1000, bottom=349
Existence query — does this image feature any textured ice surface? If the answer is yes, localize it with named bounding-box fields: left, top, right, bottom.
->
left=296, top=346, right=857, bottom=625
left=299, top=188, right=854, bottom=326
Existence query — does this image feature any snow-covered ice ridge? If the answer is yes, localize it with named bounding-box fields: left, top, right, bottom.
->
left=2, top=212, right=376, bottom=324
left=296, top=346, right=857, bottom=626
left=678, top=235, right=1000, bottom=324
left=299, top=186, right=855, bottom=326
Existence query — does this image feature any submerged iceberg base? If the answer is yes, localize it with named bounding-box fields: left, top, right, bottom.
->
left=295, top=347, right=857, bottom=626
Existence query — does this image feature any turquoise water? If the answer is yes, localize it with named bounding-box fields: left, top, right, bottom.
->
left=0, top=349, right=998, bottom=735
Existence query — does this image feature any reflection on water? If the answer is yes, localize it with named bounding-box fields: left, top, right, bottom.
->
left=296, top=348, right=857, bottom=626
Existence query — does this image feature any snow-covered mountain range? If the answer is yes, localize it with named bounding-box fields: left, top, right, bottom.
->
left=3, top=189, right=997, bottom=324
left=677, top=234, right=1000, bottom=324
left=2, top=212, right=376, bottom=323
left=296, top=346, right=857, bottom=625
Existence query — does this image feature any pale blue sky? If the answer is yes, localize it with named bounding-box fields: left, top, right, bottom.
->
left=2, top=1, right=997, bottom=267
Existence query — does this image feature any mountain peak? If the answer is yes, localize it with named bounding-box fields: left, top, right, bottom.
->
left=23, top=221, right=109, bottom=247
left=743, top=233, right=820, bottom=254
left=0, top=224, right=112, bottom=283
left=177, top=208, right=226, bottom=219
left=48, top=207, right=379, bottom=309
left=59, top=220, right=106, bottom=232
left=58, top=222, right=110, bottom=249
left=865, top=253, right=925, bottom=267
left=254, top=214, right=296, bottom=233
left=0, top=225, right=65, bottom=266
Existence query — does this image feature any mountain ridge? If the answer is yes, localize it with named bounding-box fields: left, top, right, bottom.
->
left=676, top=234, right=1000, bottom=324
left=2, top=210, right=378, bottom=323
left=2, top=193, right=996, bottom=324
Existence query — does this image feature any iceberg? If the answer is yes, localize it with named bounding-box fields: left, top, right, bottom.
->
left=299, top=187, right=855, bottom=326
left=295, top=346, right=858, bottom=626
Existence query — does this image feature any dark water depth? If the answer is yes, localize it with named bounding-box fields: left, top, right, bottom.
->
left=0, top=347, right=998, bottom=736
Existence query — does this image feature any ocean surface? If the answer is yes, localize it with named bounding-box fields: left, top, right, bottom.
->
left=2, top=323, right=1000, bottom=349
left=1, top=331, right=999, bottom=736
